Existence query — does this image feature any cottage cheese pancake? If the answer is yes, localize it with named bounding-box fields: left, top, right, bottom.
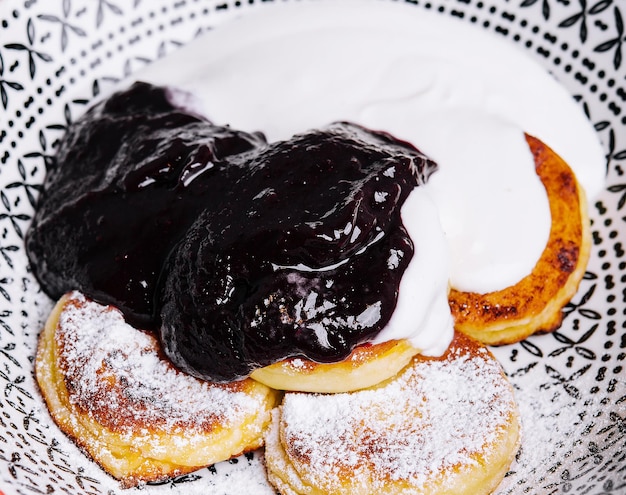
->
left=265, top=332, right=521, bottom=495
left=35, top=291, right=280, bottom=487
left=448, top=135, right=591, bottom=345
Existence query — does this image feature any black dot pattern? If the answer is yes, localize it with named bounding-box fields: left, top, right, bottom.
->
left=0, top=0, right=624, bottom=494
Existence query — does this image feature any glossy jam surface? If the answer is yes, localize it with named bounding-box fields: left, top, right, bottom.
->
left=26, top=82, right=438, bottom=382
left=26, top=82, right=266, bottom=328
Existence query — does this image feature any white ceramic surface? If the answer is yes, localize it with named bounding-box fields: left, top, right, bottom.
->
left=0, top=1, right=625, bottom=494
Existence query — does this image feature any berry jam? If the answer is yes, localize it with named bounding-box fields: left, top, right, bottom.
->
left=26, top=82, right=266, bottom=327
left=26, top=82, right=438, bottom=382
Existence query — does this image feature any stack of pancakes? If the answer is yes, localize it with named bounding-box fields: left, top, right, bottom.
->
left=35, top=136, right=590, bottom=492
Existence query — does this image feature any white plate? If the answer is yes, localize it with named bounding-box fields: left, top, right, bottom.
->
left=1, top=1, right=625, bottom=494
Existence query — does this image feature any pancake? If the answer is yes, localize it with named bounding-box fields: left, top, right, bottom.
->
left=35, top=291, right=281, bottom=488
left=251, top=339, right=420, bottom=393
left=264, top=332, right=521, bottom=495
left=448, top=134, right=591, bottom=345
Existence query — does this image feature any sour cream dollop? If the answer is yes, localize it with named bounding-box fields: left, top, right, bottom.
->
left=136, top=0, right=605, bottom=353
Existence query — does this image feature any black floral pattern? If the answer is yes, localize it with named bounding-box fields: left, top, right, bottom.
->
left=521, top=0, right=552, bottom=21
left=4, top=23, right=53, bottom=81
left=95, top=0, right=124, bottom=28
left=0, top=0, right=625, bottom=494
left=36, top=0, right=87, bottom=53
left=558, top=0, right=613, bottom=42
left=594, top=6, right=625, bottom=68
left=0, top=77, right=23, bottom=111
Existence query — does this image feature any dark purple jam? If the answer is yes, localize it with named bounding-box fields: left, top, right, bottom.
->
left=26, top=82, right=266, bottom=327
left=26, top=81, right=438, bottom=382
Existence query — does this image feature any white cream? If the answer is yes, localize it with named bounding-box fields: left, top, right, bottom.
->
left=373, top=188, right=454, bottom=355
left=135, top=0, right=605, bottom=353
left=416, top=110, right=542, bottom=293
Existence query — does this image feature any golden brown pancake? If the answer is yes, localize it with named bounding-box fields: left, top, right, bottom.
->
left=35, top=291, right=281, bottom=488
left=251, top=339, right=419, bottom=393
left=448, top=134, right=591, bottom=345
left=264, top=332, right=521, bottom=495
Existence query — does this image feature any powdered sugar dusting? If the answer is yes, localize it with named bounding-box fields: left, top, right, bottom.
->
left=279, top=342, right=518, bottom=491
left=56, top=291, right=266, bottom=434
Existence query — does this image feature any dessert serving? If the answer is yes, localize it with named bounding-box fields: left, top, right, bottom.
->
left=26, top=77, right=588, bottom=491
left=2, top=1, right=621, bottom=495
left=28, top=79, right=469, bottom=488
